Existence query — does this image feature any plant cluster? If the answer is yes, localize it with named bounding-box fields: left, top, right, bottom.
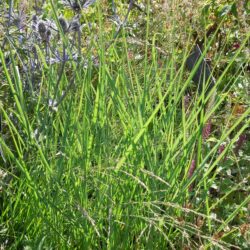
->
left=0, top=0, right=249, bottom=249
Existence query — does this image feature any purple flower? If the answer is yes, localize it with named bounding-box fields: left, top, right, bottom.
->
left=218, top=144, right=225, bottom=155
left=234, top=134, right=247, bottom=155
left=202, top=120, right=212, bottom=140
left=233, top=42, right=240, bottom=50
left=218, top=143, right=227, bottom=161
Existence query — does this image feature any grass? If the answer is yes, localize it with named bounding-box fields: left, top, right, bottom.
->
left=0, top=1, right=249, bottom=249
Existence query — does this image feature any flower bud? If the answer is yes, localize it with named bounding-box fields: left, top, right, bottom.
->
left=32, top=14, right=38, bottom=23
left=38, top=21, right=46, bottom=34
left=70, top=20, right=80, bottom=31
left=59, top=17, right=68, bottom=33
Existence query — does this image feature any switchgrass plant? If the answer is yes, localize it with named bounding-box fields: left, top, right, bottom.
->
left=0, top=1, right=249, bottom=249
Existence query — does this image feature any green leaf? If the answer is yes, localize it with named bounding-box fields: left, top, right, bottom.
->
left=219, top=5, right=232, bottom=17
left=202, top=4, right=211, bottom=17
left=231, top=3, right=238, bottom=18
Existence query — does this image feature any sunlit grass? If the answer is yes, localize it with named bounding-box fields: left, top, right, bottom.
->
left=0, top=1, right=249, bottom=249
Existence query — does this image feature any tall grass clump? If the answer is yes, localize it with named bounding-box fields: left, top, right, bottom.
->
left=0, top=0, right=249, bottom=249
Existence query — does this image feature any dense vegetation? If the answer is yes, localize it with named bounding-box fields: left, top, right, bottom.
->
left=0, top=0, right=249, bottom=249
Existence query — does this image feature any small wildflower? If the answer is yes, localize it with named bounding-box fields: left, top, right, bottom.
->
left=218, top=143, right=225, bottom=155
left=210, top=213, right=217, bottom=220
left=135, top=54, right=143, bottom=60
left=226, top=169, right=231, bottom=176
left=218, top=143, right=227, bottom=161
left=0, top=169, right=7, bottom=179
left=70, top=20, right=80, bottom=31
left=46, top=29, right=51, bottom=37
left=31, top=128, right=39, bottom=140
left=49, top=99, right=58, bottom=112
left=234, top=134, right=247, bottom=155
left=233, top=42, right=240, bottom=50
left=202, top=120, right=212, bottom=140
left=59, top=17, right=68, bottom=33
left=72, top=1, right=81, bottom=11
left=38, top=21, right=46, bottom=34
